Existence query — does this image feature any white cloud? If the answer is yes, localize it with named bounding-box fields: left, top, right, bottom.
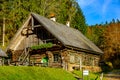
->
left=102, top=0, right=112, bottom=14
left=78, top=0, right=96, bottom=8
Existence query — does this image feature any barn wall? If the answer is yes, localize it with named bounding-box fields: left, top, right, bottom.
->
left=11, top=48, right=101, bottom=72
left=16, top=34, right=44, bottom=50
left=61, top=49, right=101, bottom=72
left=29, top=50, right=62, bottom=67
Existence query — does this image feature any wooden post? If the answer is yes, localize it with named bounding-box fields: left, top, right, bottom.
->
left=27, top=49, right=30, bottom=66
left=31, top=17, right=34, bottom=46
left=31, top=17, right=34, bottom=30
left=2, top=57, right=4, bottom=66
left=92, top=57, right=94, bottom=66
left=79, top=57, right=82, bottom=71
left=100, top=73, right=103, bottom=80
left=2, top=17, right=5, bottom=46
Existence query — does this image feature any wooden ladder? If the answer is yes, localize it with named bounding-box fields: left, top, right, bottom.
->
left=18, top=48, right=30, bottom=65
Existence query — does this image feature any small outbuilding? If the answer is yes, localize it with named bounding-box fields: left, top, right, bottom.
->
left=0, top=49, right=7, bottom=65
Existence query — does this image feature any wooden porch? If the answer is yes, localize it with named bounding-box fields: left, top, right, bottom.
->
left=10, top=45, right=64, bottom=68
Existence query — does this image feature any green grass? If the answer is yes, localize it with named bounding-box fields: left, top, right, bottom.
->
left=73, top=70, right=106, bottom=80
left=0, top=66, right=76, bottom=80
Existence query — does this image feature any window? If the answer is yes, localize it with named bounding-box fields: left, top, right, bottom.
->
left=75, top=55, right=80, bottom=64
left=53, top=52, right=61, bottom=62
left=70, top=54, right=75, bottom=63
left=54, top=54, right=59, bottom=62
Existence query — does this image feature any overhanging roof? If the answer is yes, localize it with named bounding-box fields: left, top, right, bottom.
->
left=31, top=13, right=103, bottom=54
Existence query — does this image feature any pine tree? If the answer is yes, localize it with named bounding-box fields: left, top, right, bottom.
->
left=71, top=3, right=87, bottom=34
left=0, top=0, right=87, bottom=47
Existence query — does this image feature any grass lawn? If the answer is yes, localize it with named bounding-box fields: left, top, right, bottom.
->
left=73, top=70, right=106, bottom=80
left=0, top=66, right=76, bottom=80
left=0, top=66, right=108, bottom=80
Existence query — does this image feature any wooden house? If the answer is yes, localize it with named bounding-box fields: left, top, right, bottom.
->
left=6, top=13, right=103, bottom=71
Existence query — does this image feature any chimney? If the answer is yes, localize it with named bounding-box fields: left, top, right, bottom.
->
left=66, top=21, right=70, bottom=27
left=50, top=13, right=56, bottom=21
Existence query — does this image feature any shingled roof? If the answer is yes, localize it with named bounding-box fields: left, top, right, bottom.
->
left=7, top=13, right=103, bottom=54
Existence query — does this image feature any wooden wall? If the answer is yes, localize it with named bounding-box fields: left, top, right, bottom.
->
left=61, top=49, right=101, bottom=72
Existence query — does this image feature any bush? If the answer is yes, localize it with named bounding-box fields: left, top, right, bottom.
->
left=99, top=61, right=113, bottom=72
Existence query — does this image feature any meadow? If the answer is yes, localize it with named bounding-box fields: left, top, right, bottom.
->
left=0, top=66, right=76, bottom=80
left=0, top=66, right=106, bottom=80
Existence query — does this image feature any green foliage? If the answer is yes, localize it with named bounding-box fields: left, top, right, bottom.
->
left=87, top=21, right=120, bottom=69
left=71, top=3, right=87, bottom=34
left=0, top=66, right=76, bottom=80
left=0, top=0, right=87, bottom=48
left=86, top=26, right=105, bottom=46
left=31, top=43, right=53, bottom=50
left=100, top=61, right=113, bottom=73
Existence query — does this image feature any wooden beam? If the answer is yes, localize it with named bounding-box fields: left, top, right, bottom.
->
left=31, top=17, right=34, bottom=30
left=65, top=45, right=101, bottom=55
left=79, top=57, right=82, bottom=70
left=31, top=17, right=41, bottom=28
left=32, top=25, right=41, bottom=28
left=2, top=17, right=5, bottom=46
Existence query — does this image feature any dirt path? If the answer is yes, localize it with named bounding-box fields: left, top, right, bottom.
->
left=105, top=76, right=120, bottom=80
left=104, top=70, right=120, bottom=80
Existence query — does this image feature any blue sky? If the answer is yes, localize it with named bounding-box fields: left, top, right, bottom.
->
left=77, top=0, right=120, bottom=25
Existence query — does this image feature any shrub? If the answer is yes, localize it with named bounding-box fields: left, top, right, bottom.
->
left=31, top=43, right=53, bottom=50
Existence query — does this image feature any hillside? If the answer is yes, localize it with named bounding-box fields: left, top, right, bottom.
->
left=0, top=66, right=76, bottom=80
